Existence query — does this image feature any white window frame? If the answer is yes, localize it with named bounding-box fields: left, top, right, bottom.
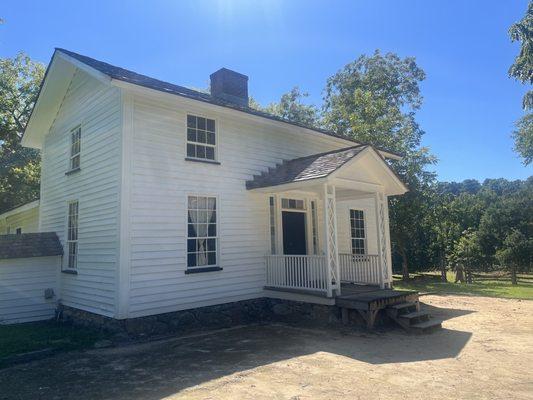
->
left=186, top=114, right=218, bottom=162
left=349, top=209, right=367, bottom=255
left=186, top=194, right=219, bottom=269
left=69, top=125, right=81, bottom=171
left=65, top=200, right=79, bottom=270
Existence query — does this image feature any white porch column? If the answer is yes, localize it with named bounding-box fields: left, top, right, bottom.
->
left=323, top=184, right=340, bottom=297
left=374, top=191, right=389, bottom=289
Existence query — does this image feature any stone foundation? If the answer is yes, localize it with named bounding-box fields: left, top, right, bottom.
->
left=60, top=297, right=391, bottom=338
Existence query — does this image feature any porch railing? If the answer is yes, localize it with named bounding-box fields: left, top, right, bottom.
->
left=339, top=253, right=382, bottom=286
left=265, top=255, right=328, bottom=294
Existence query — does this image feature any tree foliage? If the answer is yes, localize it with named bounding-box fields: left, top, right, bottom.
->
left=322, top=51, right=436, bottom=280
left=260, top=87, right=320, bottom=127
left=0, top=53, right=44, bottom=213
left=509, top=1, right=533, bottom=110
left=512, top=112, right=533, bottom=165
left=509, top=2, right=533, bottom=165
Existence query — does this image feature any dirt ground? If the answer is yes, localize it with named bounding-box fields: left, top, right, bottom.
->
left=0, top=295, right=532, bottom=400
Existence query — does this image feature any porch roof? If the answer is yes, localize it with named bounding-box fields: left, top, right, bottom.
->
left=246, top=145, right=408, bottom=196
left=246, top=146, right=367, bottom=190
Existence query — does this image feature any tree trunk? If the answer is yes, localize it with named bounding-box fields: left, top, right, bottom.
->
left=400, top=247, right=409, bottom=281
left=455, top=264, right=465, bottom=283
left=510, top=266, right=518, bottom=285
left=440, top=256, right=447, bottom=282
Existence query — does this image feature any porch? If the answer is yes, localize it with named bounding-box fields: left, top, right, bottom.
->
left=247, top=146, right=408, bottom=299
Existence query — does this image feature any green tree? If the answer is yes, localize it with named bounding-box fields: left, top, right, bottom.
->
left=496, top=229, right=532, bottom=285
left=509, top=1, right=533, bottom=110
left=0, top=53, right=44, bottom=213
left=262, top=87, right=320, bottom=127
left=451, top=229, right=485, bottom=283
left=512, top=112, right=533, bottom=165
left=323, top=50, right=436, bottom=279
left=509, top=1, right=533, bottom=165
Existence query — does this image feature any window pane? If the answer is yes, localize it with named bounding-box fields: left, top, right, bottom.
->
left=205, top=147, right=215, bottom=160
left=197, top=224, right=207, bottom=237
left=206, top=132, right=215, bottom=145
left=187, top=253, right=197, bottom=267
left=187, top=144, right=196, bottom=158
left=197, top=130, right=206, bottom=143
left=197, top=117, right=206, bottom=130
left=206, top=119, right=215, bottom=132
left=208, top=197, right=216, bottom=210
left=196, top=145, right=206, bottom=159
left=188, top=196, right=198, bottom=209
left=187, top=128, right=197, bottom=142
left=187, top=239, right=196, bottom=252
left=208, top=223, right=216, bottom=236
left=207, top=252, right=216, bottom=265
left=187, top=115, right=196, bottom=128
left=198, top=210, right=208, bottom=223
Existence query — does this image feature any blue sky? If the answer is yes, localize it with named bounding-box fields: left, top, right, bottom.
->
left=1, top=0, right=531, bottom=182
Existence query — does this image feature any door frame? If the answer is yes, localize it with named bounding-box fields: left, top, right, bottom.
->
left=271, top=193, right=318, bottom=256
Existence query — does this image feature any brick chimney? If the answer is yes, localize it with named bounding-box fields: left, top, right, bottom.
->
left=210, top=68, right=249, bottom=107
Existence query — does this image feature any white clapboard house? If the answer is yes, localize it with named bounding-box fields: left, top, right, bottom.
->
left=0, top=49, right=416, bottom=328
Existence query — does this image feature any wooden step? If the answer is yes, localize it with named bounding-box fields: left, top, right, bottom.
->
left=399, top=311, right=430, bottom=325
left=389, top=302, right=418, bottom=310
left=410, top=319, right=442, bottom=333
left=386, top=302, right=418, bottom=318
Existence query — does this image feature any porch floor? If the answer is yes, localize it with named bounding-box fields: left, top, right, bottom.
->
left=336, top=283, right=419, bottom=311
left=264, top=283, right=419, bottom=311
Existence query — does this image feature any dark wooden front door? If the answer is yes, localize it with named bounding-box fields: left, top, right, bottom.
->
left=282, top=211, right=307, bottom=255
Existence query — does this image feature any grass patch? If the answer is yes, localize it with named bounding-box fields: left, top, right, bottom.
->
left=0, top=320, right=106, bottom=360
left=393, top=271, right=533, bottom=300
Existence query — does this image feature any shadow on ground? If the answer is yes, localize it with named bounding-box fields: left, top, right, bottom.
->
left=0, top=306, right=474, bottom=400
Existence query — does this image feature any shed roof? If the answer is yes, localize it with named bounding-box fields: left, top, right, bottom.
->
left=0, top=232, right=63, bottom=260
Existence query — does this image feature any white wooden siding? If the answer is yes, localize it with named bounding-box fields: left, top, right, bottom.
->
left=39, top=69, right=121, bottom=317
left=126, top=93, right=353, bottom=318
left=0, top=256, right=59, bottom=324
left=0, top=206, right=39, bottom=234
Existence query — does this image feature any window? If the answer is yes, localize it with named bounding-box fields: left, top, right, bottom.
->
left=281, top=198, right=305, bottom=210
left=70, top=126, right=81, bottom=171
left=67, top=201, right=79, bottom=269
left=15, top=227, right=22, bottom=235
left=186, top=115, right=216, bottom=161
left=187, top=196, right=217, bottom=268
left=350, top=209, right=366, bottom=255
left=269, top=196, right=277, bottom=254
left=310, top=200, right=319, bottom=254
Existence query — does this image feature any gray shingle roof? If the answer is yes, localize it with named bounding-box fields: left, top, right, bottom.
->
left=0, top=233, right=63, bottom=260
left=54, top=49, right=403, bottom=158
left=246, top=146, right=367, bottom=189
